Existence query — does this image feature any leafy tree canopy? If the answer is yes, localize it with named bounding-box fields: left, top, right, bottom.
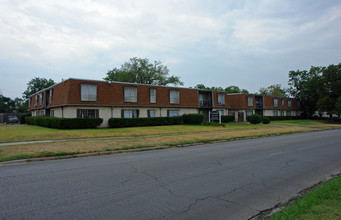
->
left=23, top=77, right=56, bottom=99
left=103, top=57, right=184, bottom=86
left=288, top=63, right=341, bottom=117
left=0, top=95, right=27, bottom=113
left=193, top=84, right=249, bottom=93
left=259, top=84, right=288, bottom=97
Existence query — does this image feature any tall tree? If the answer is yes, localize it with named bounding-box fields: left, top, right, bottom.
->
left=288, top=66, right=324, bottom=117
left=259, top=84, right=287, bottom=97
left=104, top=57, right=184, bottom=86
left=225, top=86, right=249, bottom=94
left=23, top=77, right=56, bottom=99
left=316, top=63, right=341, bottom=116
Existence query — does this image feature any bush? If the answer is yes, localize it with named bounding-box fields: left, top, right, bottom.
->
left=262, top=116, right=270, bottom=124
left=221, top=115, right=234, bottom=123
left=19, top=113, right=31, bottom=124
left=25, top=116, right=103, bottom=129
left=248, top=114, right=262, bottom=124
left=268, top=116, right=303, bottom=121
left=183, top=114, right=204, bottom=124
left=108, top=116, right=184, bottom=128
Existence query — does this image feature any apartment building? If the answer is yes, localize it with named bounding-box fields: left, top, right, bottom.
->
left=227, top=93, right=300, bottom=122
left=28, top=78, right=229, bottom=127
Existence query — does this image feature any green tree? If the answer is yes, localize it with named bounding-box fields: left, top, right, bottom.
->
left=23, top=77, right=55, bottom=99
left=288, top=66, right=324, bottom=117
left=225, top=86, right=249, bottom=94
left=104, top=57, right=184, bottom=86
left=317, top=63, right=341, bottom=117
left=259, top=84, right=287, bottom=97
left=0, top=95, right=14, bottom=112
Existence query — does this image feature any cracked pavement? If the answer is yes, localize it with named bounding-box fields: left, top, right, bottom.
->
left=1, top=129, right=341, bottom=219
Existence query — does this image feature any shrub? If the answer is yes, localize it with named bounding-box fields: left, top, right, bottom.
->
left=19, top=113, right=31, bottom=124
left=262, top=116, right=270, bottom=124
left=221, top=115, right=234, bottom=123
left=25, top=116, right=103, bottom=129
left=268, top=116, right=303, bottom=121
left=108, top=116, right=183, bottom=128
left=183, top=114, right=204, bottom=124
left=248, top=114, right=262, bottom=124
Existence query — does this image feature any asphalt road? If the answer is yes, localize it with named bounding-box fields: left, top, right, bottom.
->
left=1, top=129, right=341, bottom=220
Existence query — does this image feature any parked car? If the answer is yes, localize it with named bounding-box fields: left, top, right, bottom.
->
left=7, top=116, right=19, bottom=123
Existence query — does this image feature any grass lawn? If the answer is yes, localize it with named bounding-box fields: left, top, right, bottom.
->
left=0, top=123, right=264, bottom=143
left=269, top=175, right=341, bottom=219
left=0, top=120, right=340, bottom=162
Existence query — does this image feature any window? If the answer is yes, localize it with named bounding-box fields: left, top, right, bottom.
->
left=39, top=93, right=43, bottom=105
left=148, top=109, right=156, bottom=117
left=217, top=93, right=225, bottom=105
left=288, top=100, right=292, bottom=108
left=273, top=98, right=278, bottom=107
left=247, top=110, right=253, bottom=117
left=81, top=84, right=97, bottom=101
left=167, top=110, right=178, bottom=117
left=51, top=110, right=54, bottom=117
left=150, top=88, right=156, bottom=103
left=122, top=109, right=138, bottom=118
left=77, top=109, right=99, bottom=118
left=36, top=111, right=39, bottom=116
left=169, top=90, right=179, bottom=104
left=124, top=87, right=137, bottom=103
left=247, top=96, right=253, bottom=107
left=34, top=95, right=37, bottom=107
left=49, top=89, right=53, bottom=104
left=281, top=111, right=284, bottom=116
left=218, top=110, right=224, bottom=116
left=287, top=111, right=291, bottom=116
left=273, top=110, right=278, bottom=116
left=40, top=110, right=44, bottom=116
left=281, top=99, right=284, bottom=106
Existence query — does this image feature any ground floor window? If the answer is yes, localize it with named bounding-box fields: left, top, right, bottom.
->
left=148, top=110, right=156, bottom=117
left=281, top=111, right=284, bottom=116
left=122, top=109, right=139, bottom=118
left=287, top=111, right=291, bottom=116
left=77, top=109, right=99, bottom=118
left=50, top=110, right=54, bottom=117
left=167, top=110, right=178, bottom=117
left=246, top=110, right=253, bottom=117
left=218, top=110, right=224, bottom=116
left=273, top=110, right=278, bottom=116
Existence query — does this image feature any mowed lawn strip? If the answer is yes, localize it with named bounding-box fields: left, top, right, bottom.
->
left=0, top=123, right=265, bottom=143
left=0, top=126, right=315, bottom=162
left=269, top=175, right=341, bottom=220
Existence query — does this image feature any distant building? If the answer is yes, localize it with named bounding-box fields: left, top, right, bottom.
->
left=227, top=93, right=300, bottom=122
left=28, top=78, right=301, bottom=127
left=28, top=78, right=229, bottom=127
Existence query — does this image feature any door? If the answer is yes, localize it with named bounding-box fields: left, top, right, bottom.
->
left=238, top=112, right=244, bottom=122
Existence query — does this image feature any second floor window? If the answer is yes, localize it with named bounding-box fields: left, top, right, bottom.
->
left=288, top=100, right=292, bottom=107
left=124, top=87, right=137, bottom=102
left=274, top=98, right=278, bottom=107
left=169, top=90, right=179, bottom=104
left=39, top=93, right=42, bottom=105
left=150, top=88, right=156, bottom=103
left=281, top=99, right=284, bottom=106
left=81, top=84, right=97, bottom=101
left=217, top=94, right=225, bottom=105
left=247, top=96, right=253, bottom=106
left=49, top=89, right=53, bottom=104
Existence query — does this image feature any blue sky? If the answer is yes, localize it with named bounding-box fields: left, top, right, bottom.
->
left=1, top=0, right=340, bottom=99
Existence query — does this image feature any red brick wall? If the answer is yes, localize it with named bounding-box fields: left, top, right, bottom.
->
left=32, top=79, right=199, bottom=108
